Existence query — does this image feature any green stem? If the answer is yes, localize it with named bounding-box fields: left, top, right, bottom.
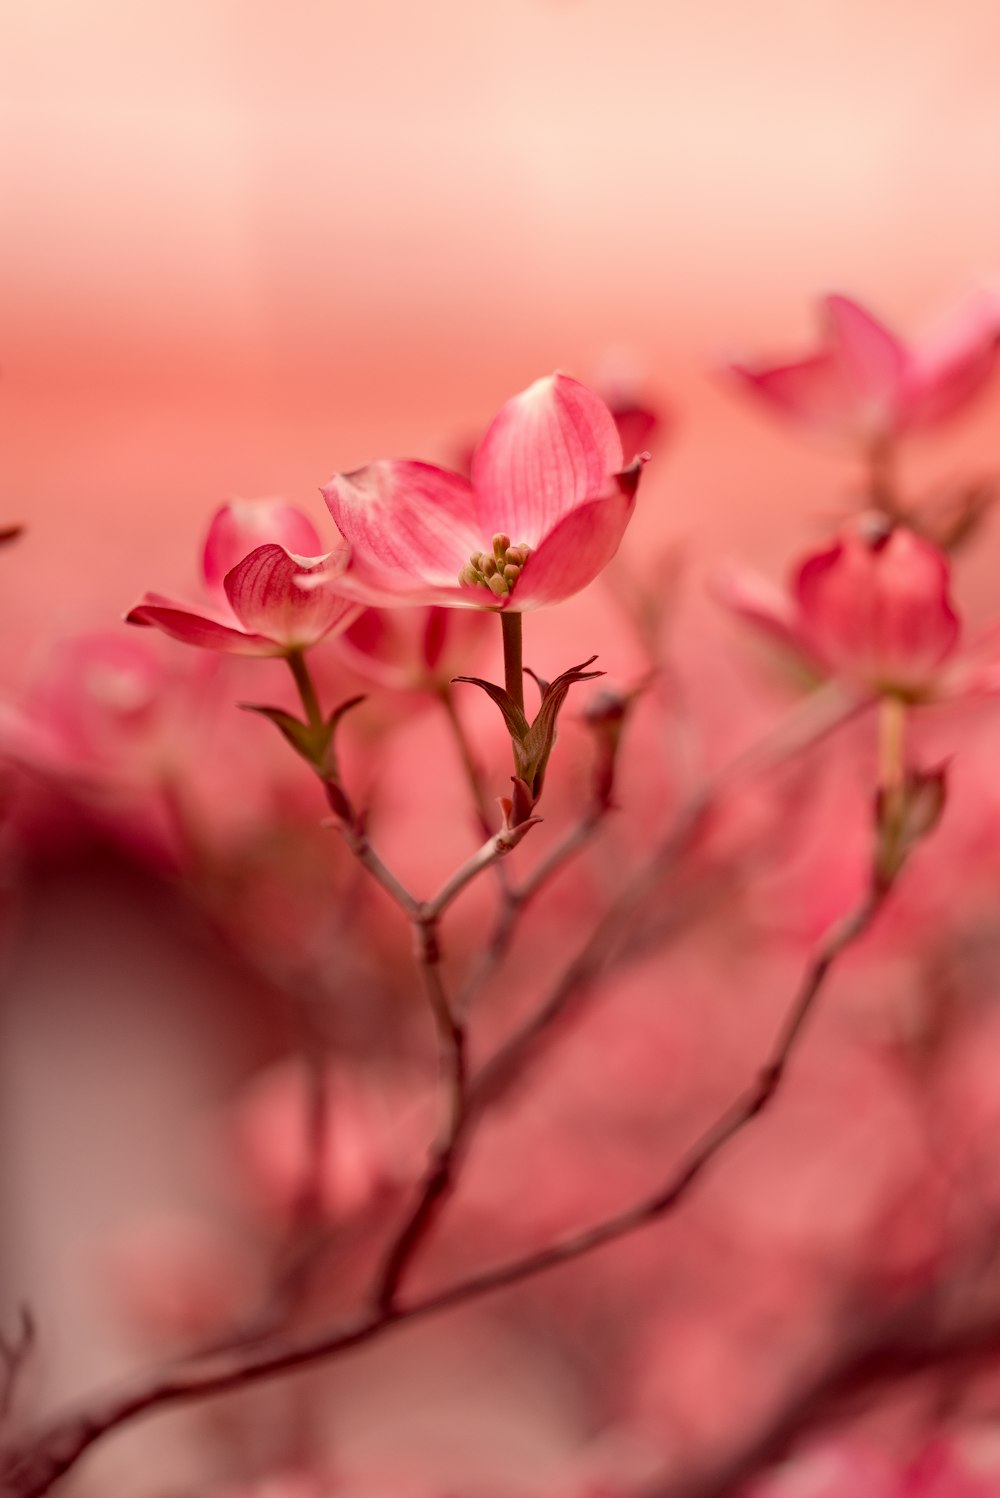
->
left=500, top=610, right=524, bottom=717
left=878, top=693, right=906, bottom=815
left=868, top=436, right=900, bottom=518
left=287, top=649, right=322, bottom=730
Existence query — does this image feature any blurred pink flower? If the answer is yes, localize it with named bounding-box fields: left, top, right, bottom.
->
left=105, top=1212, right=255, bottom=1346
left=730, top=291, right=1000, bottom=448
left=745, top=1444, right=897, bottom=1497
left=318, top=373, right=644, bottom=611
left=747, top=1435, right=1000, bottom=1498
left=0, top=631, right=212, bottom=789
left=336, top=603, right=491, bottom=694
left=228, top=1059, right=430, bottom=1226
left=718, top=522, right=960, bottom=699
left=207, top=1473, right=330, bottom=1498
left=127, top=542, right=361, bottom=656
left=202, top=498, right=325, bottom=591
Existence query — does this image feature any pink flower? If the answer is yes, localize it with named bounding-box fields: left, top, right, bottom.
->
left=719, top=522, right=961, bottom=699
left=796, top=524, right=960, bottom=695
left=336, top=604, right=491, bottom=694
left=105, top=1213, right=255, bottom=1346
left=127, top=541, right=361, bottom=656
left=202, top=498, right=325, bottom=591
left=228, top=1059, right=430, bottom=1225
left=730, top=291, right=1000, bottom=448
left=0, top=631, right=214, bottom=790
left=317, top=373, right=644, bottom=611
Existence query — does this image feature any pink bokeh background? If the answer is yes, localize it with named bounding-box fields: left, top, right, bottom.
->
left=5, top=5, right=1000, bottom=1496
left=3, top=0, right=1000, bottom=653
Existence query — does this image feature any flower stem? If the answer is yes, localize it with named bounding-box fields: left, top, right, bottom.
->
left=868, top=436, right=900, bottom=518
left=287, top=649, right=322, bottom=730
left=500, top=610, right=524, bottom=717
left=878, top=693, right=906, bottom=809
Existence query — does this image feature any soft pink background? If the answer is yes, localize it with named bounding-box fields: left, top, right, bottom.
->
left=3, top=0, right=1000, bottom=659
left=4, top=5, right=1000, bottom=1494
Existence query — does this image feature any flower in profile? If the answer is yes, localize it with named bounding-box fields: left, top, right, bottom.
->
left=127, top=539, right=361, bottom=656
left=202, top=497, right=326, bottom=591
left=718, top=520, right=961, bottom=700
left=316, top=373, right=645, bottom=611
left=729, top=291, right=1000, bottom=449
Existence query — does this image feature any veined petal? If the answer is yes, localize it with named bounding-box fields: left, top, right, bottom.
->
left=471, top=373, right=624, bottom=546
left=506, top=462, right=640, bottom=611
left=902, top=290, right=1000, bottom=430
left=224, top=545, right=360, bottom=648
left=126, top=594, right=281, bottom=656
left=824, top=294, right=907, bottom=430
left=321, top=461, right=480, bottom=597
left=203, top=499, right=327, bottom=591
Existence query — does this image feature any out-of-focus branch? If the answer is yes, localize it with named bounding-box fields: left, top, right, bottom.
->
left=455, top=801, right=608, bottom=1018
left=473, top=682, right=870, bottom=1111
left=370, top=908, right=470, bottom=1313
left=653, top=1246, right=1000, bottom=1498
left=1, top=864, right=885, bottom=1498
left=283, top=652, right=535, bottom=1312
left=438, top=683, right=500, bottom=848
left=0, top=1310, right=35, bottom=1431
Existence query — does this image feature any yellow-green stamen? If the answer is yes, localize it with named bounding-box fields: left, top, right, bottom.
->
left=459, top=536, right=533, bottom=597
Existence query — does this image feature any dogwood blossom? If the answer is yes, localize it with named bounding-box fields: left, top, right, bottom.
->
left=127, top=542, right=360, bottom=656
left=730, top=292, right=1000, bottom=448
left=315, top=373, right=644, bottom=611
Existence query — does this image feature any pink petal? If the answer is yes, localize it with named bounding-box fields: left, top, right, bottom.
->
left=506, top=462, right=640, bottom=611
left=223, top=545, right=360, bottom=648
left=712, top=561, right=815, bottom=663
left=126, top=594, right=281, bottom=656
left=824, top=293, right=908, bottom=433
left=320, top=461, right=481, bottom=599
left=730, top=297, right=908, bottom=445
left=471, top=373, right=624, bottom=545
left=902, top=290, right=1000, bottom=430
left=203, top=499, right=327, bottom=591
left=730, top=353, right=863, bottom=438
left=794, top=526, right=960, bottom=694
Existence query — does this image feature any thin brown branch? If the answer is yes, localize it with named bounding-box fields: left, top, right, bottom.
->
left=455, top=802, right=609, bottom=1017
left=328, top=798, right=421, bottom=919
left=1, top=875, right=884, bottom=1498
left=438, top=684, right=500, bottom=847
left=0, top=1309, right=35, bottom=1431
left=421, top=830, right=522, bottom=920
left=371, top=911, right=470, bottom=1312
left=472, top=684, right=871, bottom=1111
left=653, top=1252, right=1000, bottom=1498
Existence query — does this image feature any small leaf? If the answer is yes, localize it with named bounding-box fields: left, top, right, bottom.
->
left=498, top=774, right=538, bottom=832
left=452, top=675, right=531, bottom=742
left=320, top=694, right=367, bottom=780
left=874, top=761, right=948, bottom=889
left=524, top=665, right=550, bottom=700
left=241, top=703, right=332, bottom=769
left=520, top=656, right=604, bottom=796
left=327, top=694, right=367, bottom=730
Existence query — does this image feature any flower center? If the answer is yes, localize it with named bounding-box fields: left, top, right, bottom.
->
left=458, top=533, right=533, bottom=598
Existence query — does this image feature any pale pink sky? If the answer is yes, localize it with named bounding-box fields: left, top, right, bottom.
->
left=2, top=0, right=999, bottom=657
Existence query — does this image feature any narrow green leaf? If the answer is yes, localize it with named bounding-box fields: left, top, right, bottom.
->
left=240, top=703, right=331, bottom=770
left=452, top=675, right=531, bottom=742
